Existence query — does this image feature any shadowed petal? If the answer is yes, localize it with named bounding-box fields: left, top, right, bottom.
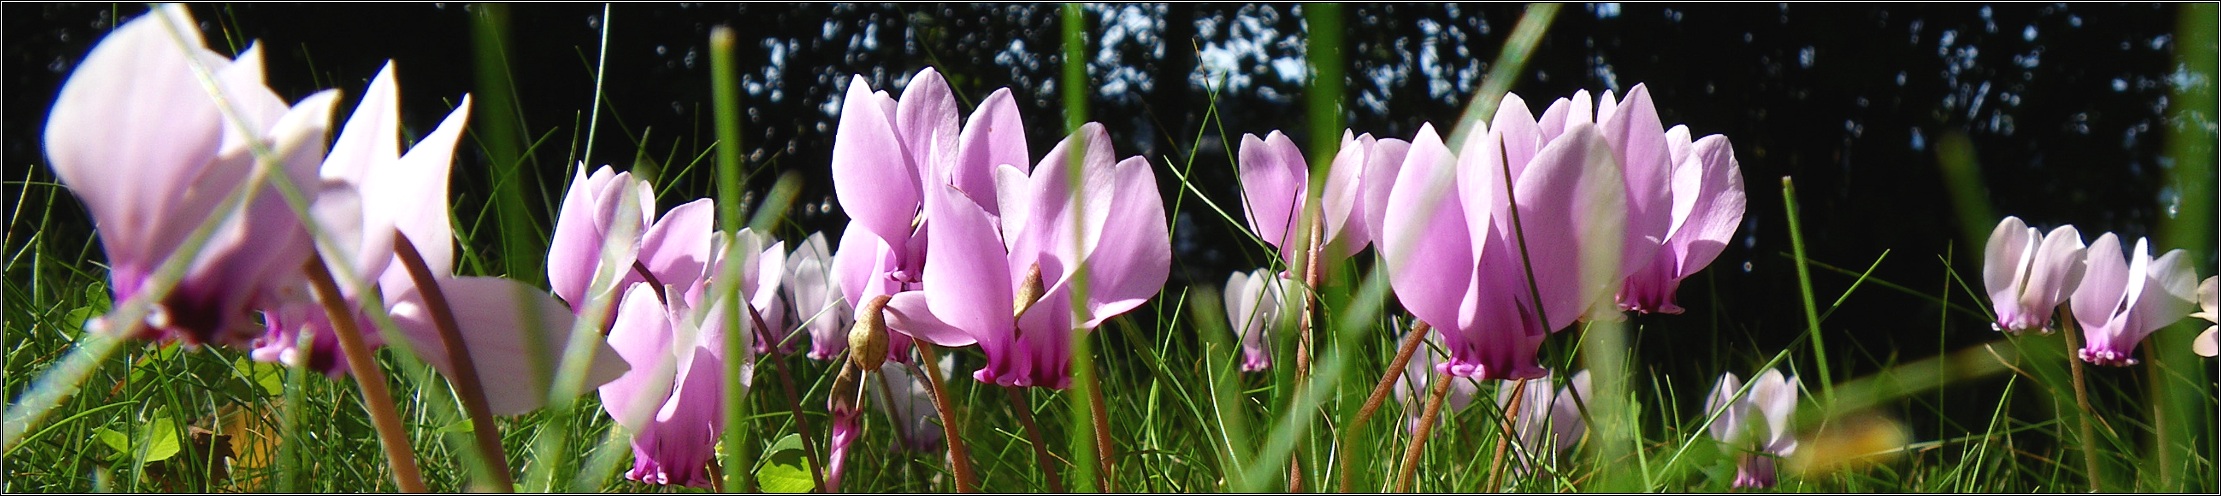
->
left=393, top=276, right=629, bottom=415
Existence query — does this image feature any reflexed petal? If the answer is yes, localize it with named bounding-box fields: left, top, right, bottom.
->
left=1082, top=156, right=1170, bottom=326
left=953, top=88, right=1029, bottom=212
left=46, top=4, right=226, bottom=261
left=920, top=183, right=1015, bottom=345
left=1239, top=131, right=1308, bottom=258
left=639, top=200, right=716, bottom=300
left=1012, top=124, right=1116, bottom=286
left=384, top=95, right=472, bottom=281
left=831, top=76, right=921, bottom=246
left=1360, top=138, right=1411, bottom=248
left=1598, top=85, right=1673, bottom=281
left=1379, top=124, right=1475, bottom=334
left=882, top=292, right=980, bottom=348
left=1705, top=372, right=1747, bottom=444
left=896, top=68, right=960, bottom=184
left=1321, top=131, right=1369, bottom=256
left=1982, top=217, right=2035, bottom=318
left=1506, top=124, right=1626, bottom=329
left=1750, top=370, right=1800, bottom=456
left=599, top=283, right=678, bottom=426
left=2019, top=225, right=2088, bottom=322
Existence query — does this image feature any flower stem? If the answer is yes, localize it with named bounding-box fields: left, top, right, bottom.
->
left=1005, top=387, right=1066, bottom=492
left=1086, top=368, right=1115, bottom=491
left=1290, top=217, right=1326, bottom=492
left=1336, top=320, right=1433, bottom=492
left=302, top=256, right=427, bottom=492
left=1485, top=377, right=1531, bottom=492
left=915, top=343, right=981, bottom=492
left=1392, top=371, right=1455, bottom=492
left=743, top=303, right=828, bottom=491
left=392, top=234, right=513, bottom=491
left=2056, top=307, right=2104, bottom=492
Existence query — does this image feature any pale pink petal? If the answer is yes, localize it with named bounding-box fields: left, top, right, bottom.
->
left=953, top=88, right=1029, bottom=212
left=1506, top=123, right=1626, bottom=329
left=830, top=76, right=921, bottom=246
left=920, top=182, right=1015, bottom=347
left=896, top=68, right=961, bottom=185
left=599, top=283, right=678, bottom=426
left=1378, top=124, right=1475, bottom=334
left=383, top=94, right=472, bottom=281
left=1597, top=85, right=1674, bottom=281
left=1359, top=137, right=1411, bottom=249
left=1238, top=131, right=1308, bottom=260
left=1081, top=156, right=1170, bottom=326
left=1320, top=131, right=1369, bottom=256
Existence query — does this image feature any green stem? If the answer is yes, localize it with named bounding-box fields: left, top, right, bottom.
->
left=1781, top=176, right=1834, bottom=404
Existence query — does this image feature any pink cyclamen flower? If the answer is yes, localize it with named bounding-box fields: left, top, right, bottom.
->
left=1224, top=268, right=1294, bottom=372
left=786, top=232, right=854, bottom=360
left=1499, top=370, right=1593, bottom=474
left=1391, top=332, right=1479, bottom=432
left=829, top=68, right=1029, bottom=364
left=1237, top=130, right=1410, bottom=261
left=1980, top=216, right=2088, bottom=333
left=1379, top=105, right=1634, bottom=380
left=252, top=63, right=626, bottom=414
left=2069, top=233, right=2197, bottom=366
left=598, top=229, right=779, bottom=487
left=882, top=123, right=1170, bottom=389
left=1705, top=369, right=1798, bottom=489
left=47, top=4, right=337, bottom=346
left=2192, top=277, right=2216, bottom=358
left=1616, top=124, right=1748, bottom=315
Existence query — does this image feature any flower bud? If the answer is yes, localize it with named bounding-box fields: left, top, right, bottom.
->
left=849, top=294, right=893, bottom=371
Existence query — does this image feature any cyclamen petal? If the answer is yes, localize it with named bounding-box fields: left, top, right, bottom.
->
left=548, top=165, right=653, bottom=310
left=1238, top=131, right=1308, bottom=259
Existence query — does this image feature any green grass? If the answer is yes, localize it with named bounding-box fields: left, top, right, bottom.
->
left=5, top=4, right=2216, bottom=494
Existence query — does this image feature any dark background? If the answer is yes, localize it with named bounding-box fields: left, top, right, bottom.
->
left=6, top=3, right=2212, bottom=447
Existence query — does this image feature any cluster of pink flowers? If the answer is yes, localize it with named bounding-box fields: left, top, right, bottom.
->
left=49, top=6, right=2213, bottom=492
left=1980, top=216, right=2205, bottom=365
left=1224, top=85, right=1747, bottom=381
